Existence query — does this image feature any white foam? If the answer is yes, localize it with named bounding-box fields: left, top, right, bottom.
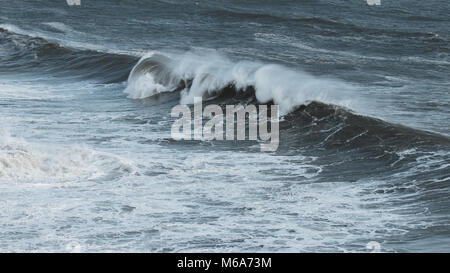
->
left=0, top=130, right=134, bottom=182
left=124, top=68, right=172, bottom=99
left=125, top=50, right=357, bottom=115
left=42, top=22, right=75, bottom=33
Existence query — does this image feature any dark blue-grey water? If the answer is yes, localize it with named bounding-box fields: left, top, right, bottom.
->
left=0, top=0, right=449, bottom=252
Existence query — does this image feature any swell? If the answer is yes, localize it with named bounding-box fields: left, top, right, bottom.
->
left=203, top=87, right=450, bottom=152
left=210, top=8, right=341, bottom=26
left=211, top=8, right=449, bottom=43
left=126, top=51, right=450, bottom=154
left=0, top=25, right=138, bottom=83
left=280, top=100, right=450, bottom=158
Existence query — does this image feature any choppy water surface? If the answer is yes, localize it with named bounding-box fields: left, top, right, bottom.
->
left=0, top=0, right=449, bottom=252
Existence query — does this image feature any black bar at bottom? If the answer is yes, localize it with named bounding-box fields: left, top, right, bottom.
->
left=0, top=253, right=445, bottom=272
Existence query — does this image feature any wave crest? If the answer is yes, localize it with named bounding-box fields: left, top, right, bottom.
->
left=125, top=50, right=355, bottom=114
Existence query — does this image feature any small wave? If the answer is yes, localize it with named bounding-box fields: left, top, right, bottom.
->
left=0, top=132, right=134, bottom=182
left=0, top=23, right=142, bottom=56
left=125, top=50, right=356, bottom=115
left=42, top=22, right=76, bottom=34
left=211, top=8, right=341, bottom=27
left=254, top=32, right=450, bottom=66
left=0, top=24, right=138, bottom=83
left=213, top=8, right=449, bottom=44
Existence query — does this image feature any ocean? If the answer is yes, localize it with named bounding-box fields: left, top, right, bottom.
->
left=0, top=0, right=449, bottom=252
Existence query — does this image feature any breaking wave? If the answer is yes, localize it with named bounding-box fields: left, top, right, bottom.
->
left=0, top=131, right=134, bottom=182
left=125, top=50, right=356, bottom=115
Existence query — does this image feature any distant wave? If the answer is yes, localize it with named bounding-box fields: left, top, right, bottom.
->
left=211, top=8, right=450, bottom=43
left=0, top=23, right=141, bottom=56
left=210, top=8, right=342, bottom=26
left=0, top=24, right=138, bottom=83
